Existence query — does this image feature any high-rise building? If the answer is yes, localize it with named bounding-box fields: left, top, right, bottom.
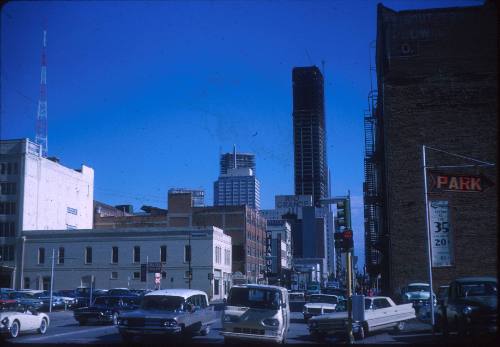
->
left=292, top=66, right=328, bottom=207
left=220, top=146, right=256, bottom=175
left=214, top=168, right=260, bottom=210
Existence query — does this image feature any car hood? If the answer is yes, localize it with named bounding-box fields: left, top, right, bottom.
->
left=119, top=309, right=181, bottom=319
left=223, top=306, right=280, bottom=323
left=304, top=303, right=337, bottom=309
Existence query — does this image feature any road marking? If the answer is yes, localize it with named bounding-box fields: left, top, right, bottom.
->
left=16, top=326, right=115, bottom=342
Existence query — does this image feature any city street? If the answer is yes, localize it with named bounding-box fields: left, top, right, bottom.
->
left=6, top=308, right=494, bottom=345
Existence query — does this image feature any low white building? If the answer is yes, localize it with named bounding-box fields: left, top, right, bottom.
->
left=19, top=226, right=232, bottom=301
left=0, top=138, right=94, bottom=288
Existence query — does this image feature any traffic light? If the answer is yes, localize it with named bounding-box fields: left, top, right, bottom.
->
left=336, top=198, right=351, bottom=229
left=208, top=273, right=214, bottom=280
left=342, top=229, right=354, bottom=252
left=334, top=232, right=344, bottom=250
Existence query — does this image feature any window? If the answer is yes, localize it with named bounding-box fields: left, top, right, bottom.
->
left=215, top=246, right=221, bottom=264
left=66, top=224, right=76, bottom=230
left=0, top=182, right=16, bottom=195
left=112, top=246, right=119, bottom=264
left=0, top=245, right=14, bottom=261
left=161, top=271, right=167, bottom=279
left=0, top=222, right=15, bottom=237
left=66, top=207, right=78, bottom=215
left=38, top=248, right=45, bottom=264
left=24, top=277, right=30, bottom=289
left=160, top=245, right=167, bottom=263
left=133, top=272, right=140, bottom=279
left=58, top=247, right=65, bottom=264
left=184, top=245, right=191, bottom=262
left=0, top=202, right=16, bottom=215
left=133, top=246, right=140, bottom=263
left=85, top=246, right=92, bottom=264
left=111, top=272, right=118, bottom=280
left=0, top=163, right=4, bottom=174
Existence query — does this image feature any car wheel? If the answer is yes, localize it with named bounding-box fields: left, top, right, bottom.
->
left=312, top=331, right=326, bottom=342
left=9, top=320, right=20, bottom=338
left=355, top=324, right=365, bottom=340
left=112, top=312, right=119, bottom=325
left=224, top=337, right=236, bottom=344
left=200, top=324, right=210, bottom=336
left=457, top=317, right=468, bottom=337
left=38, top=318, right=48, bottom=334
left=394, top=321, right=406, bottom=332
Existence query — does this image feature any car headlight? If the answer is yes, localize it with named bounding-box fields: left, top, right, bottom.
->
left=1, top=317, right=9, bottom=326
left=463, top=306, right=474, bottom=315
left=163, top=320, right=177, bottom=327
left=262, top=318, right=280, bottom=327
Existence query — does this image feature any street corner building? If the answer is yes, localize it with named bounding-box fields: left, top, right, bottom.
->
left=364, top=2, right=497, bottom=296
left=19, top=226, right=232, bottom=301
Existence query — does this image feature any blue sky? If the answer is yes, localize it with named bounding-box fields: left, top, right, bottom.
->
left=1, top=0, right=482, bottom=268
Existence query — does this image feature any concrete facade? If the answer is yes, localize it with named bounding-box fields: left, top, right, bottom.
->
left=20, top=227, right=231, bottom=300
left=0, top=138, right=94, bottom=288
left=373, top=3, right=497, bottom=296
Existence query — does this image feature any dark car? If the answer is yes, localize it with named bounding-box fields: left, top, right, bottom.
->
left=0, top=292, right=17, bottom=308
left=8, top=292, right=45, bottom=311
left=117, top=289, right=216, bottom=341
left=107, top=288, right=139, bottom=297
left=74, top=295, right=141, bottom=325
left=439, top=277, right=497, bottom=336
left=73, top=288, right=108, bottom=308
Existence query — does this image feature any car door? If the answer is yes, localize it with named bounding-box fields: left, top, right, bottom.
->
left=370, top=299, right=389, bottom=327
left=185, top=295, right=199, bottom=330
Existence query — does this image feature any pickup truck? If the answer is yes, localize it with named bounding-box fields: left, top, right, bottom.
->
left=308, top=296, right=415, bottom=341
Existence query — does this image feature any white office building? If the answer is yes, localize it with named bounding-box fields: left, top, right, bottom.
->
left=0, top=138, right=94, bottom=288
left=214, top=167, right=260, bottom=210
left=20, top=226, right=232, bottom=300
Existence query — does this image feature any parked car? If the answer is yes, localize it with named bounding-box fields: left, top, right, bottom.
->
left=289, top=292, right=305, bottom=302
left=439, top=276, right=497, bottom=336
left=73, top=288, right=108, bottom=308
left=0, top=305, right=50, bottom=338
left=117, top=289, right=215, bottom=340
left=8, top=292, right=45, bottom=311
left=74, top=296, right=141, bottom=325
left=0, top=293, right=17, bottom=308
left=52, top=290, right=77, bottom=309
left=221, top=284, right=290, bottom=344
left=21, top=290, right=66, bottom=311
left=418, top=285, right=449, bottom=323
left=308, top=296, right=415, bottom=341
left=107, top=288, right=139, bottom=297
left=303, top=294, right=339, bottom=321
left=400, top=283, right=436, bottom=313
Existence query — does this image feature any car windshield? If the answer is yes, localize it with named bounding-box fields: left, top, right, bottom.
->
left=407, top=285, right=429, bottom=292
left=141, top=295, right=184, bottom=311
left=94, top=297, right=120, bottom=306
left=309, top=295, right=337, bottom=304
left=458, top=282, right=497, bottom=297
left=335, top=300, right=347, bottom=312
left=228, top=288, right=281, bottom=310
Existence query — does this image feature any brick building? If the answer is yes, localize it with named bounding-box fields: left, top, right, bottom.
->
left=168, top=191, right=266, bottom=284
left=366, top=2, right=497, bottom=296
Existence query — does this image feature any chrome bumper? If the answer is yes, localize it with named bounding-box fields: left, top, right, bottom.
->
left=220, top=331, right=282, bottom=343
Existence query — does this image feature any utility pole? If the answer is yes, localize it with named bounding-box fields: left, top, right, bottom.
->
left=49, top=248, right=55, bottom=313
left=188, top=232, right=192, bottom=289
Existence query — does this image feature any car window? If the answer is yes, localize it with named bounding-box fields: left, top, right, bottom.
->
left=373, top=299, right=391, bottom=309
left=364, top=299, right=373, bottom=310
left=142, top=295, right=185, bottom=311
left=458, top=282, right=497, bottom=297
left=198, top=295, right=207, bottom=308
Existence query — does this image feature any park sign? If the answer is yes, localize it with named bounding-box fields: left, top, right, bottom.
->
left=429, top=171, right=494, bottom=193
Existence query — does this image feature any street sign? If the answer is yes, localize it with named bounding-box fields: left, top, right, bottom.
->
left=429, top=171, right=494, bottom=193
left=147, top=262, right=162, bottom=273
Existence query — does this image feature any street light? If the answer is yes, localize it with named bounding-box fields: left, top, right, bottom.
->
left=48, top=249, right=79, bottom=313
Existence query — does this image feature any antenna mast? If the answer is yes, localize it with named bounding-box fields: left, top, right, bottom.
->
left=35, top=28, right=48, bottom=157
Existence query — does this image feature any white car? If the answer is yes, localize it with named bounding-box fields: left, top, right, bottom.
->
left=0, top=306, right=50, bottom=338
left=303, top=294, right=339, bottom=320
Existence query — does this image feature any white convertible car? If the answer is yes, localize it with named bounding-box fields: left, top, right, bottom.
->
left=0, top=306, right=50, bottom=338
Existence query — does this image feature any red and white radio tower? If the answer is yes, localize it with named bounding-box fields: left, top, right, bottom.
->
left=35, top=29, right=48, bottom=157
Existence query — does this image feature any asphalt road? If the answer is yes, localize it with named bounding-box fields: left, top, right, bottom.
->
left=4, top=310, right=497, bottom=345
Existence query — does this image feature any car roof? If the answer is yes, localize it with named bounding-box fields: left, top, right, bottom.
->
left=454, top=277, right=497, bottom=283
left=145, top=289, right=207, bottom=299
left=311, top=294, right=337, bottom=297
left=95, top=295, right=137, bottom=299
left=232, top=284, right=285, bottom=292
left=407, top=283, right=429, bottom=286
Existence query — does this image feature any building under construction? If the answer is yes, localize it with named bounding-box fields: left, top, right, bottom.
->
left=364, top=2, right=497, bottom=296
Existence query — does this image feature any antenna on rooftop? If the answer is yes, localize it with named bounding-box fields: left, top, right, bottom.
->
left=35, top=25, right=48, bottom=157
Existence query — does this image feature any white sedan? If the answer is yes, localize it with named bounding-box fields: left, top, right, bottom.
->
left=303, top=294, right=339, bottom=320
left=0, top=306, right=50, bottom=338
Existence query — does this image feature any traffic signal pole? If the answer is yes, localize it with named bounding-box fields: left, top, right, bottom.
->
left=347, top=250, right=354, bottom=344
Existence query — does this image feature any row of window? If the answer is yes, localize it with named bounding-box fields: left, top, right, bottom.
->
left=37, top=245, right=171, bottom=265
left=247, top=246, right=263, bottom=258
left=0, top=222, right=16, bottom=237
left=0, top=244, right=15, bottom=261
left=0, top=163, right=18, bottom=175
left=0, top=202, right=16, bottom=215
left=0, top=182, right=17, bottom=195
left=214, top=246, right=230, bottom=265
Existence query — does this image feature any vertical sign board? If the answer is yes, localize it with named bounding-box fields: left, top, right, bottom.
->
left=429, top=200, right=453, bottom=267
left=276, top=234, right=282, bottom=275
left=266, top=233, right=273, bottom=276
